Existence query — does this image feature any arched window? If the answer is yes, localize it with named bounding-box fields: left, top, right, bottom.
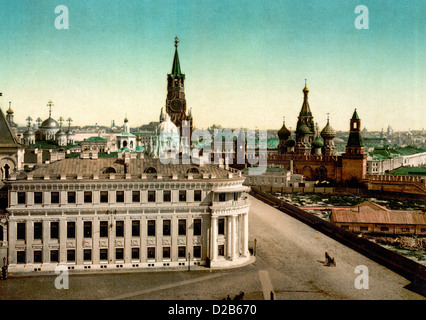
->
left=102, top=167, right=116, bottom=174
left=3, top=164, right=10, bottom=179
left=144, top=167, right=157, bottom=174
left=187, top=167, right=200, bottom=174
left=123, top=141, right=128, bottom=148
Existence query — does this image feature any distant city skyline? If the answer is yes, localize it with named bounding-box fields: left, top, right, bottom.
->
left=0, top=1, right=424, bottom=132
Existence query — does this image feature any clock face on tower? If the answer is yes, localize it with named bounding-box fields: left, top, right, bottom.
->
left=170, top=99, right=183, bottom=112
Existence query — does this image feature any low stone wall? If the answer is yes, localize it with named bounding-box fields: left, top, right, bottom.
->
left=250, top=187, right=426, bottom=283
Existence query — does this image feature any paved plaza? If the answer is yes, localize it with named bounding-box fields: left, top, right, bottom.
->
left=0, top=196, right=424, bottom=300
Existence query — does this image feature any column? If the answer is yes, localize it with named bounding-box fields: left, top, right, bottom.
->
left=42, top=219, right=50, bottom=264
left=124, top=215, right=131, bottom=263
left=92, top=217, right=99, bottom=264
left=8, top=219, right=16, bottom=265
left=26, top=220, right=34, bottom=264
left=59, top=218, right=67, bottom=264
left=108, top=217, right=115, bottom=263
left=210, top=216, right=218, bottom=262
left=242, top=212, right=249, bottom=256
left=76, top=216, right=83, bottom=266
left=231, top=215, right=237, bottom=260
left=226, top=216, right=232, bottom=260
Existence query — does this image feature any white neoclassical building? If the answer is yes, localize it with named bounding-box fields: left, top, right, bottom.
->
left=4, top=154, right=251, bottom=273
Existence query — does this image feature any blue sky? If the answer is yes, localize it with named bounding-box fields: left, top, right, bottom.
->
left=0, top=0, right=424, bottom=131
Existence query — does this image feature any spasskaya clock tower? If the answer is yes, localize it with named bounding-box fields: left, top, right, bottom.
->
left=165, top=37, right=193, bottom=137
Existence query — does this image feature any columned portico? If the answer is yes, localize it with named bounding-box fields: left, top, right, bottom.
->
left=209, top=184, right=251, bottom=268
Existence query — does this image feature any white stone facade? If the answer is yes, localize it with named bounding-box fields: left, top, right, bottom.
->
left=5, top=158, right=251, bottom=273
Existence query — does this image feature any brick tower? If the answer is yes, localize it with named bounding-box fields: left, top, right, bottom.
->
left=341, top=109, right=367, bottom=184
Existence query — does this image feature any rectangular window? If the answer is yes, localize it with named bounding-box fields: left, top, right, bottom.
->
left=163, top=190, right=171, bottom=202
left=50, top=250, right=59, bottom=263
left=193, top=246, right=201, bottom=258
left=67, top=221, right=75, bottom=239
left=218, top=244, right=225, bottom=256
left=193, top=219, right=202, bottom=236
left=67, top=250, right=75, bottom=262
left=178, top=219, right=186, bottom=236
left=234, top=192, right=240, bottom=201
left=100, top=191, right=109, bottom=203
left=218, top=218, right=225, bottom=235
left=147, top=247, right=155, bottom=260
left=84, top=191, right=92, bottom=203
left=219, top=193, right=226, bottom=202
left=341, top=225, right=349, bottom=230
left=100, top=221, right=108, bottom=238
left=132, top=248, right=140, bottom=260
left=83, top=249, right=92, bottom=262
left=179, top=190, right=186, bottom=202
left=99, top=249, right=108, bottom=261
left=132, top=220, right=140, bottom=237
left=67, top=191, right=76, bottom=204
left=147, top=220, right=156, bottom=237
left=132, top=191, right=140, bottom=203
left=116, top=221, right=124, bottom=237
left=178, top=246, right=186, bottom=259
left=51, top=192, right=60, bottom=204
left=33, top=250, right=42, bottom=263
left=34, top=192, right=43, bottom=204
left=194, top=190, right=202, bottom=202
left=360, top=226, right=369, bottom=232
left=162, top=247, right=171, bottom=259
left=401, top=228, right=409, bottom=232
left=148, top=191, right=156, bottom=202
left=380, top=227, right=389, bottom=232
left=116, top=191, right=124, bottom=203
left=50, top=222, right=59, bottom=239
left=17, top=222, right=26, bottom=240
left=115, top=248, right=124, bottom=261
left=17, top=192, right=26, bottom=204
left=34, top=222, right=42, bottom=240
left=17, top=251, right=26, bottom=264
left=163, top=219, right=171, bottom=236
left=83, top=221, right=92, bottom=238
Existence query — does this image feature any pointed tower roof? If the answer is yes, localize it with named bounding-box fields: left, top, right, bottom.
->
left=351, top=108, right=360, bottom=120
left=170, top=36, right=184, bottom=78
left=300, top=81, right=312, bottom=117
left=0, top=107, right=21, bottom=147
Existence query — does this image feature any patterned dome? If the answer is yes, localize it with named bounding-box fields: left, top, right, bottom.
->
left=277, top=121, right=291, bottom=140
left=321, top=119, right=336, bottom=139
left=312, top=136, right=324, bottom=148
left=296, top=123, right=311, bottom=135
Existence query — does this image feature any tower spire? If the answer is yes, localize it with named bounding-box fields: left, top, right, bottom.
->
left=171, top=36, right=183, bottom=77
